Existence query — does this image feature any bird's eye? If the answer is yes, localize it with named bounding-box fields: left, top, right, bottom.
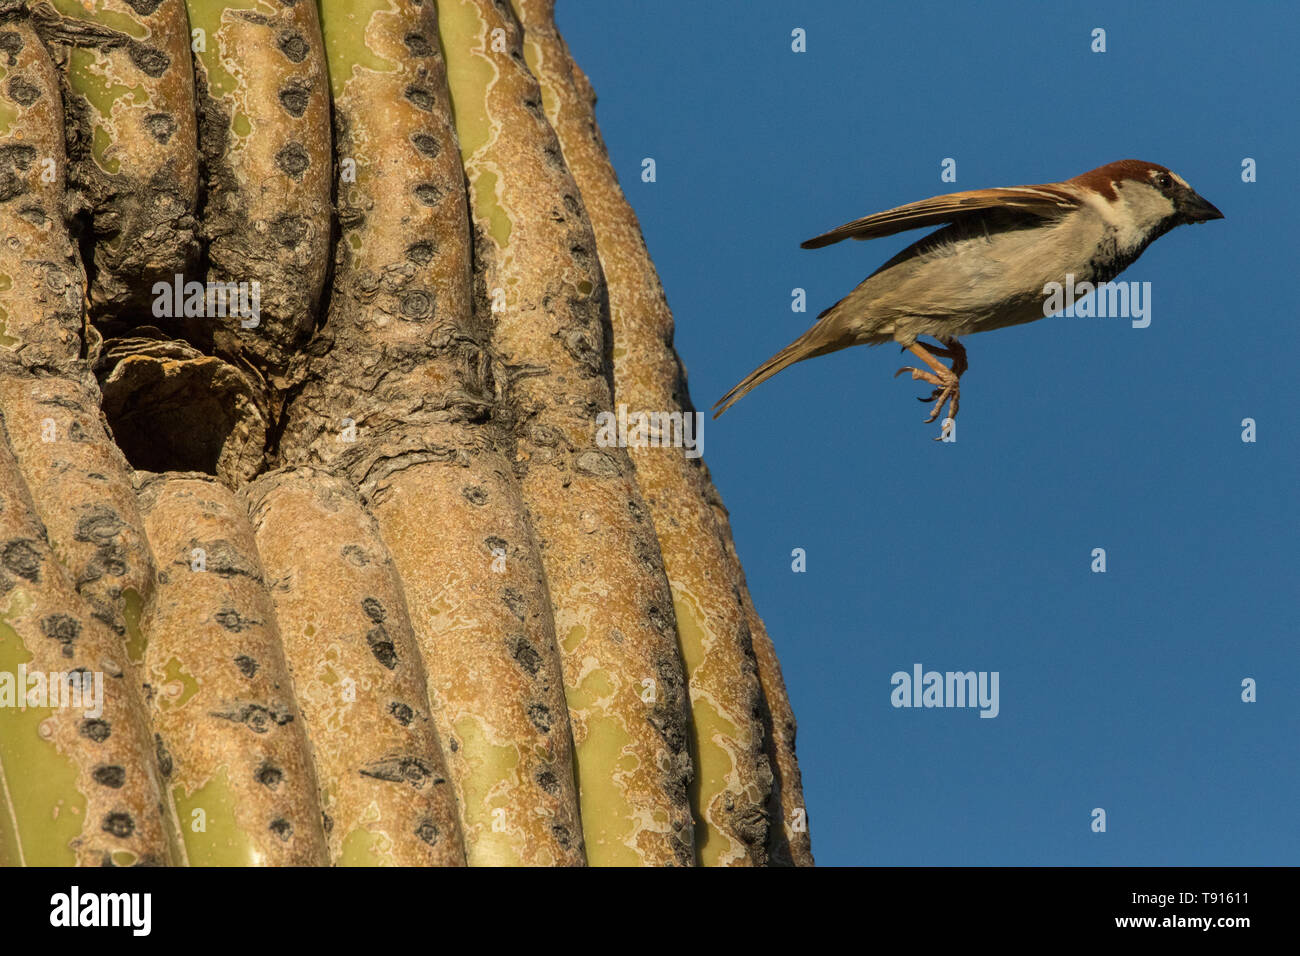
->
left=1155, top=173, right=1173, bottom=189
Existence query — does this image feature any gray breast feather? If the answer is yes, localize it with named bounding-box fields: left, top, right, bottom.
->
left=826, top=209, right=1112, bottom=340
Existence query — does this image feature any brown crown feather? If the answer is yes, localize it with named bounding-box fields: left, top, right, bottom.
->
left=1068, top=159, right=1170, bottom=200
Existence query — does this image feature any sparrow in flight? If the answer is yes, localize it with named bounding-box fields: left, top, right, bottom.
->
left=712, top=160, right=1223, bottom=428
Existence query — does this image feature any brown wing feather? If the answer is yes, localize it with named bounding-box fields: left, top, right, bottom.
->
left=800, top=185, right=1083, bottom=249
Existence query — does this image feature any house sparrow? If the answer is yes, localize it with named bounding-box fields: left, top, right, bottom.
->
left=712, top=160, right=1223, bottom=428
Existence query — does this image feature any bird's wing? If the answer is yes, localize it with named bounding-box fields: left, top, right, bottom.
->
left=800, top=185, right=1083, bottom=249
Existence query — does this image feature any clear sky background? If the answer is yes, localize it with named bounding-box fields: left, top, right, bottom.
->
left=557, top=0, right=1298, bottom=865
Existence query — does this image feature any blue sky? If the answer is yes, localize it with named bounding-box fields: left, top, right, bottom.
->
left=558, top=0, right=1298, bottom=865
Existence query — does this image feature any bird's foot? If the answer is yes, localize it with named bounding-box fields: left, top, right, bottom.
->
left=894, top=365, right=960, bottom=423
left=921, top=340, right=968, bottom=377
left=894, top=339, right=966, bottom=426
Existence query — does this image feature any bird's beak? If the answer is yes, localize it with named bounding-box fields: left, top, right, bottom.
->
left=1181, top=190, right=1224, bottom=223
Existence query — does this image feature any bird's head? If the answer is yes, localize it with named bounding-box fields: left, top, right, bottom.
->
left=1073, top=160, right=1223, bottom=245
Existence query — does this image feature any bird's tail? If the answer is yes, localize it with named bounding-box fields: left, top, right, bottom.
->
left=712, top=322, right=848, bottom=419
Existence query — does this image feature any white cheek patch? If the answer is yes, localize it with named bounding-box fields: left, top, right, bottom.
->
left=1108, top=180, right=1176, bottom=251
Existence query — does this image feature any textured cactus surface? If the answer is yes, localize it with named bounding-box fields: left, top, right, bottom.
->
left=0, top=0, right=811, bottom=867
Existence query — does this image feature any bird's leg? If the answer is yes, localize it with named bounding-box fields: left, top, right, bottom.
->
left=894, top=339, right=966, bottom=424
left=921, top=338, right=968, bottom=376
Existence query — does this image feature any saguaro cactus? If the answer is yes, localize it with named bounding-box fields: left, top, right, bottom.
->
left=31, top=0, right=198, bottom=320
left=512, top=0, right=813, bottom=867
left=0, top=0, right=811, bottom=867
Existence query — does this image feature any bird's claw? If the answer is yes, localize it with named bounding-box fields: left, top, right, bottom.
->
left=921, top=382, right=959, bottom=425
left=895, top=340, right=965, bottom=433
left=894, top=365, right=959, bottom=425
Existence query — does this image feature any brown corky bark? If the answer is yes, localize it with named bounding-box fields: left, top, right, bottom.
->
left=438, top=0, right=697, bottom=865
left=243, top=466, right=467, bottom=866
left=136, top=472, right=329, bottom=866
left=279, top=0, right=584, bottom=865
